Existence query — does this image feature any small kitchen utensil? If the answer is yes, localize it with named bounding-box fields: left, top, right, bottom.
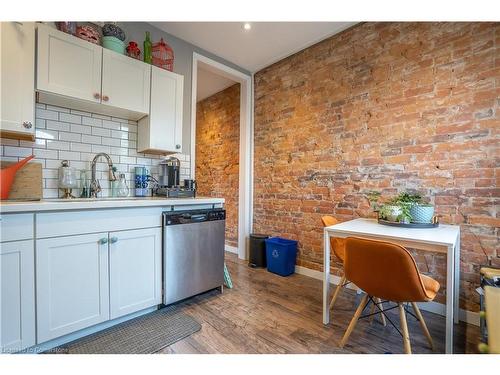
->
left=102, top=36, right=125, bottom=54
left=58, top=160, right=78, bottom=199
left=0, top=155, right=34, bottom=200
left=101, top=23, right=126, bottom=41
left=55, top=22, right=77, bottom=35
left=126, top=41, right=141, bottom=59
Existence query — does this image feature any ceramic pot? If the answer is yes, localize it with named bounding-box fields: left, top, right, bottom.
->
left=410, top=204, right=435, bottom=223
left=102, top=23, right=126, bottom=41
left=383, top=205, right=402, bottom=222
left=102, top=36, right=126, bottom=54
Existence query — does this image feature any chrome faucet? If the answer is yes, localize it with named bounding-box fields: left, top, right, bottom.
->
left=90, top=153, right=117, bottom=198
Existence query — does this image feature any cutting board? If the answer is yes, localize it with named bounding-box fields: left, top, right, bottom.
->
left=0, top=161, right=43, bottom=201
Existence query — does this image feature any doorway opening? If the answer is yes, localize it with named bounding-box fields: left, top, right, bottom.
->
left=190, top=53, right=252, bottom=260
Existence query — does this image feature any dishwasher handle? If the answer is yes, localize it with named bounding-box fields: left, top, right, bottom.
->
left=188, top=214, right=207, bottom=222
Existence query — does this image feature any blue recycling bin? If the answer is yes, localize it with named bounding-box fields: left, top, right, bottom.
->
left=265, top=237, right=298, bottom=276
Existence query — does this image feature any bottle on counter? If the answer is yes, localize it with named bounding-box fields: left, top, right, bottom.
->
left=143, top=31, right=152, bottom=64
left=79, top=169, right=90, bottom=198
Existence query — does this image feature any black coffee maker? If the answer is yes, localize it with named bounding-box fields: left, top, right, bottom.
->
left=155, top=158, right=196, bottom=198
left=158, top=157, right=180, bottom=187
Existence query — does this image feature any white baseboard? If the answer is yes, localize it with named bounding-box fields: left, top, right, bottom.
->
left=295, top=265, right=479, bottom=326
left=225, top=244, right=238, bottom=254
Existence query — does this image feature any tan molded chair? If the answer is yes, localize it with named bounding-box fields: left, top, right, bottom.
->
left=321, top=216, right=386, bottom=326
left=339, top=237, right=440, bottom=354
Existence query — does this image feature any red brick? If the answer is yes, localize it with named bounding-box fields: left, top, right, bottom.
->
left=253, top=22, right=499, bottom=314
left=196, top=84, right=240, bottom=247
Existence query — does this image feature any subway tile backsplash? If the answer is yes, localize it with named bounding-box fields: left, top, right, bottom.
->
left=0, top=103, right=191, bottom=198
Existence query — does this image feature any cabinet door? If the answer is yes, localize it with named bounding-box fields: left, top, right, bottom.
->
left=37, top=24, right=102, bottom=103
left=0, top=240, right=35, bottom=353
left=109, top=228, right=161, bottom=319
left=138, top=66, right=183, bottom=154
left=36, top=233, right=109, bottom=343
left=0, top=22, right=35, bottom=140
left=101, top=49, right=151, bottom=114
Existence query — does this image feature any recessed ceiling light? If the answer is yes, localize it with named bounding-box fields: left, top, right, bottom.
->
left=243, top=23, right=251, bottom=31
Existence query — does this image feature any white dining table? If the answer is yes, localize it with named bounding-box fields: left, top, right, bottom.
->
left=323, top=218, right=460, bottom=354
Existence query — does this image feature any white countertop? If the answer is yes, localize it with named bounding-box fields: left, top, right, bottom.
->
left=0, top=196, right=225, bottom=213
left=326, top=218, right=460, bottom=247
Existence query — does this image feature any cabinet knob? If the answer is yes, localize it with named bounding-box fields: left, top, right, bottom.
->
left=176, top=144, right=181, bottom=149
left=102, top=95, right=109, bottom=102
left=99, top=238, right=108, bottom=244
left=110, top=237, right=118, bottom=244
left=94, top=93, right=101, bottom=100
left=22, top=121, right=33, bottom=129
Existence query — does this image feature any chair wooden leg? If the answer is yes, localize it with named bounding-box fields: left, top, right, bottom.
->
left=411, top=302, right=434, bottom=350
left=329, top=275, right=346, bottom=310
left=376, top=298, right=387, bottom=326
left=398, top=303, right=412, bottom=354
left=340, top=294, right=369, bottom=348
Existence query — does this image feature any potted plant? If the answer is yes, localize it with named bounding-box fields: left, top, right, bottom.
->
left=410, top=202, right=435, bottom=223
left=379, top=204, right=402, bottom=222
left=378, top=192, right=424, bottom=223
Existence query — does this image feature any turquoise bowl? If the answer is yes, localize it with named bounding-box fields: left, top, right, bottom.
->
left=102, top=36, right=125, bottom=55
left=410, top=204, right=435, bottom=223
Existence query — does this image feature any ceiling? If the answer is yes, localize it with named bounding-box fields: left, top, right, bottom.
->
left=151, top=22, right=356, bottom=72
left=197, top=64, right=237, bottom=102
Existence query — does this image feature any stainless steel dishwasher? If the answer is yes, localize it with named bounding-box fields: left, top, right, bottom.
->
left=163, top=208, right=225, bottom=305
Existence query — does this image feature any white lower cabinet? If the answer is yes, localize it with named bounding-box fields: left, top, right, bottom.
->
left=36, top=233, right=110, bottom=343
left=0, top=240, right=35, bottom=353
left=35, top=227, right=162, bottom=344
left=109, top=228, right=162, bottom=319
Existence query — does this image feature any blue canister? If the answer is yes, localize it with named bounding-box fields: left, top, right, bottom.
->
left=135, top=166, right=149, bottom=197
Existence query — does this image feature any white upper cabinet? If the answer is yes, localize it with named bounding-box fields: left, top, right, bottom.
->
left=138, top=66, right=183, bottom=155
left=0, top=240, right=36, bottom=353
left=36, top=233, right=110, bottom=343
left=0, top=22, right=35, bottom=140
left=101, top=49, right=151, bottom=114
left=37, top=23, right=102, bottom=103
left=109, top=228, right=162, bottom=319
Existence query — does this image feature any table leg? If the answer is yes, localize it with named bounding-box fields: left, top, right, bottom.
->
left=323, top=229, right=330, bottom=325
left=445, top=244, right=455, bottom=354
left=454, top=236, right=460, bottom=324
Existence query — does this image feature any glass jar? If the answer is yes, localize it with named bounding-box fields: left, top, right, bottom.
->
left=116, top=174, right=130, bottom=197
left=58, top=160, right=78, bottom=198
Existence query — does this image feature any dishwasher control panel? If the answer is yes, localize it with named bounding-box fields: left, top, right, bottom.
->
left=163, top=208, right=225, bottom=226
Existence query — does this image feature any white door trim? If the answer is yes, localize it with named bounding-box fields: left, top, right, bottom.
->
left=190, top=52, right=253, bottom=260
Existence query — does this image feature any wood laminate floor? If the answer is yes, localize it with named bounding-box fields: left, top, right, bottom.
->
left=158, top=253, right=479, bottom=354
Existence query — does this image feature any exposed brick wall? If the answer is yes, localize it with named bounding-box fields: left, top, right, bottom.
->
left=253, top=22, right=499, bottom=312
left=196, top=84, right=240, bottom=247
